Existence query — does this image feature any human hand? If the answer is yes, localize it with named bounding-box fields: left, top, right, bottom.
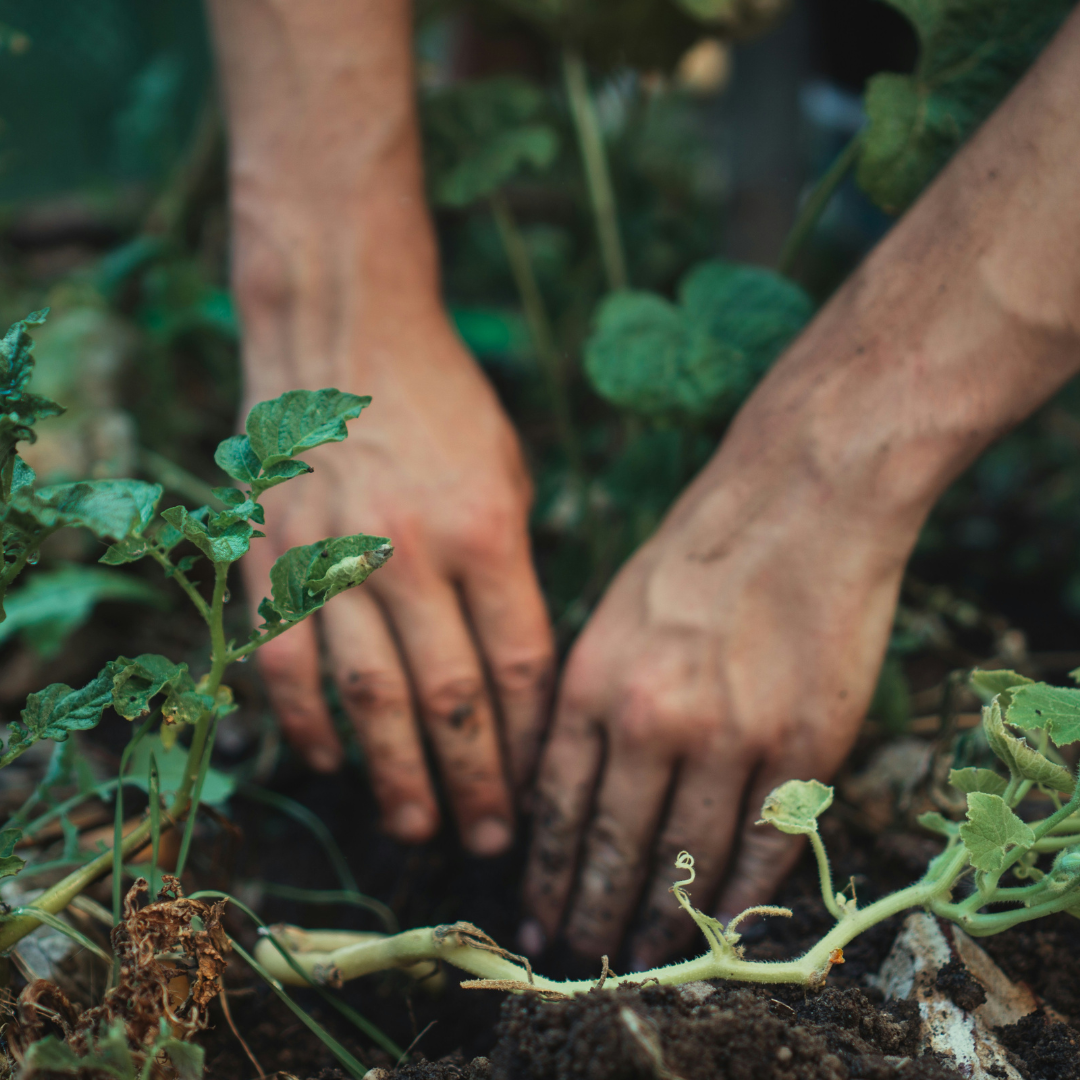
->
left=242, top=312, right=554, bottom=856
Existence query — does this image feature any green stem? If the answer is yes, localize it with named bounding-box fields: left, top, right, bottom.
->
left=809, top=831, right=843, bottom=920
left=776, top=132, right=863, bottom=276
left=149, top=546, right=212, bottom=624
left=138, top=448, right=226, bottom=511
left=226, top=617, right=297, bottom=663
left=489, top=191, right=583, bottom=477
left=562, top=49, right=627, bottom=292
left=113, top=714, right=160, bottom=928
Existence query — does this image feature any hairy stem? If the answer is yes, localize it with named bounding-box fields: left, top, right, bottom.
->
left=810, top=831, right=843, bottom=920
left=776, top=132, right=863, bottom=276
left=562, top=49, right=627, bottom=292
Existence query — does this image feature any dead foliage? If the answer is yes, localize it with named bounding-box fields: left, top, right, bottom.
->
left=8, top=876, right=229, bottom=1079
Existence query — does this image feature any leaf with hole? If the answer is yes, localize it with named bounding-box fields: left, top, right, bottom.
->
left=1006, top=683, right=1080, bottom=746
left=757, top=779, right=833, bottom=836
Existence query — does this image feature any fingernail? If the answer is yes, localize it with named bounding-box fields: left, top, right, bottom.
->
left=308, top=747, right=341, bottom=772
left=467, top=817, right=513, bottom=856
left=517, top=919, right=545, bottom=957
left=388, top=803, right=433, bottom=842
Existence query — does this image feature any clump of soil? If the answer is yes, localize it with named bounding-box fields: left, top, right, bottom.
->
left=391, top=983, right=963, bottom=1080
left=934, top=956, right=987, bottom=1013
left=996, top=1011, right=1080, bottom=1080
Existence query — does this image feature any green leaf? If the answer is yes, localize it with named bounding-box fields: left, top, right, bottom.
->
left=918, top=810, right=959, bottom=837
left=959, top=791, right=1035, bottom=873
left=757, top=778, right=833, bottom=836
left=11, top=455, right=34, bottom=493
left=0, top=566, right=162, bottom=659
left=125, top=732, right=234, bottom=807
left=107, top=653, right=190, bottom=721
left=7, top=479, right=163, bottom=541
left=0, top=827, right=24, bottom=879
left=970, top=667, right=1034, bottom=710
left=260, top=534, right=392, bottom=626
left=100, top=537, right=149, bottom=565
left=214, top=433, right=261, bottom=484
left=161, top=505, right=253, bottom=565
left=856, top=0, right=1073, bottom=213
left=5, top=672, right=115, bottom=764
left=948, top=767, right=1008, bottom=797
left=423, top=77, right=559, bottom=207
left=24, top=1019, right=136, bottom=1080
left=245, top=389, right=369, bottom=469
left=584, top=259, right=812, bottom=421
left=1007, top=683, right=1080, bottom=746
left=979, top=699, right=1072, bottom=791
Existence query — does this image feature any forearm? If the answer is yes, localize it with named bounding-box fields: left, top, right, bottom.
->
left=689, top=6, right=1080, bottom=549
left=205, top=0, right=440, bottom=391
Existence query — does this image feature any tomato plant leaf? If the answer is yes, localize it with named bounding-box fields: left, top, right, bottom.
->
left=8, top=479, right=163, bottom=541
left=160, top=505, right=253, bottom=565
left=245, top=389, right=370, bottom=470
left=259, top=534, right=393, bottom=626
left=3, top=672, right=116, bottom=765
left=584, top=259, right=811, bottom=420
left=214, top=433, right=261, bottom=484
left=424, top=77, right=559, bottom=207
left=959, top=791, right=1035, bottom=873
left=948, top=767, right=1008, bottom=797
left=107, top=653, right=190, bottom=720
left=856, top=0, right=1073, bottom=214
left=757, top=779, right=833, bottom=836
left=1006, top=683, right=1080, bottom=746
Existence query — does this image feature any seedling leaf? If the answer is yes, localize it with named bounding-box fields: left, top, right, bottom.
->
left=970, top=667, right=1034, bottom=710
left=245, top=389, right=369, bottom=469
left=585, top=260, right=811, bottom=421
left=856, top=0, right=1073, bottom=213
left=948, top=767, right=1008, bottom=797
left=918, top=811, right=959, bottom=837
left=757, top=779, right=833, bottom=836
left=1006, top=683, right=1080, bottom=746
left=959, top=791, right=1035, bottom=873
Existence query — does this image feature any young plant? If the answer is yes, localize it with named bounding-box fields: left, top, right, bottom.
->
left=0, top=312, right=392, bottom=969
left=255, top=668, right=1080, bottom=995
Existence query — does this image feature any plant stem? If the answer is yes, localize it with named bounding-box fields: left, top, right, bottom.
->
left=776, top=132, right=863, bottom=276
left=226, top=617, right=297, bottom=662
left=562, top=49, right=628, bottom=292
left=489, top=191, right=583, bottom=478
left=149, top=546, right=212, bottom=623
left=809, top=832, right=843, bottom=920
left=138, top=448, right=226, bottom=511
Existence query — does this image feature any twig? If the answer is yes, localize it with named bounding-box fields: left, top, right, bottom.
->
left=220, top=983, right=266, bottom=1079
left=396, top=1021, right=437, bottom=1067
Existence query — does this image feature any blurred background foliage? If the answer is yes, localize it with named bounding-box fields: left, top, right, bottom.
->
left=0, top=0, right=1074, bottom=736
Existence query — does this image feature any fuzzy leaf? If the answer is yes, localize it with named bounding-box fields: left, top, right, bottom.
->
left=0, top=566, right=163, bottom=659
left=424, top=78, right=559, bottom=206
left=948, top=767, right=1008, bottom=797
left=1007, top=683, right=1080, bottom=746
left=959, top=791, right=1035, bottom=872
left=245, top=389, right=369, bottom=469
left=918, top=810, right=959, bottom=837
left=856, top=0, right=1073, bottom=214
left=7, top=480, right=162, bottom=541
left=6, top=673, right=116, bottom=762
left=584, top=259, right=811, bottom=421
left=260, top=534, right=392, bottom=626
left=970, top=667, right=1034, bottom=710
left=978, top=699, right=1071, bottom=790
left=757, top=778, right=833, bottom=836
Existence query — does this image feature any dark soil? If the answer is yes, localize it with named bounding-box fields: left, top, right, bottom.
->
left=934, top=956, right=987, bottom=1014
left=996, top=1011, right=1080, bottom=1080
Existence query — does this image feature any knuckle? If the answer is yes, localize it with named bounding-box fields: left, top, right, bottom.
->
left=422, top=673, right=486, bottom=729
left=338, top=668, right=410, bottom=716
left=490, top=649, right=554, bottom=698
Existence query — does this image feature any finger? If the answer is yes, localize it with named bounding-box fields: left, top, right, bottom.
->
left=563, top=740, right=675, bottom=960
left=628, top=752, right=751, bottom=970
left=460, top=543, right=555, bottom=789
left=321, top=588, right=439, bottom=843
left=379, top=576, right=514, bottom=856
left=523, top=698, right=604, bottom=937
left=256, top=616, right=343, bottom=772
left=714, top=766, right=809, bottom=920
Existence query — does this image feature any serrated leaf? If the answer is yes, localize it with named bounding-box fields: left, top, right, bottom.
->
left=970, top=667, right=1034, bottom=710
left=959, top=791, right=1035, bottom=873
left=918, top=810, right=958, bottom=837
left=7, top=479, right=162, bottom=541
left=423, top=77, right=559, bottom=207
left=0, top=566, right=163, bottom=659
left=757, top=778, right=833, bottom=836
left=260, top=534, right=392, bottom=626
left=1007, top=683, right=1080, bottom=746
left=4, top=672, right=115, bottom=764
left=245, top=388, right=369, bottom=469
left=214, top=433, right=260, bottom=483
left=979, top=699, right=1071, bottom=790
left=948, top=767, right=1008, bottom=797
left=584, top=259, right=811, bottom=421
left=856, top=0, right=1073, bottom=214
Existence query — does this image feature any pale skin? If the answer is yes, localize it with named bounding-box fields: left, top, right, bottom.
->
left=207, top=1, right=1080, bottom=965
